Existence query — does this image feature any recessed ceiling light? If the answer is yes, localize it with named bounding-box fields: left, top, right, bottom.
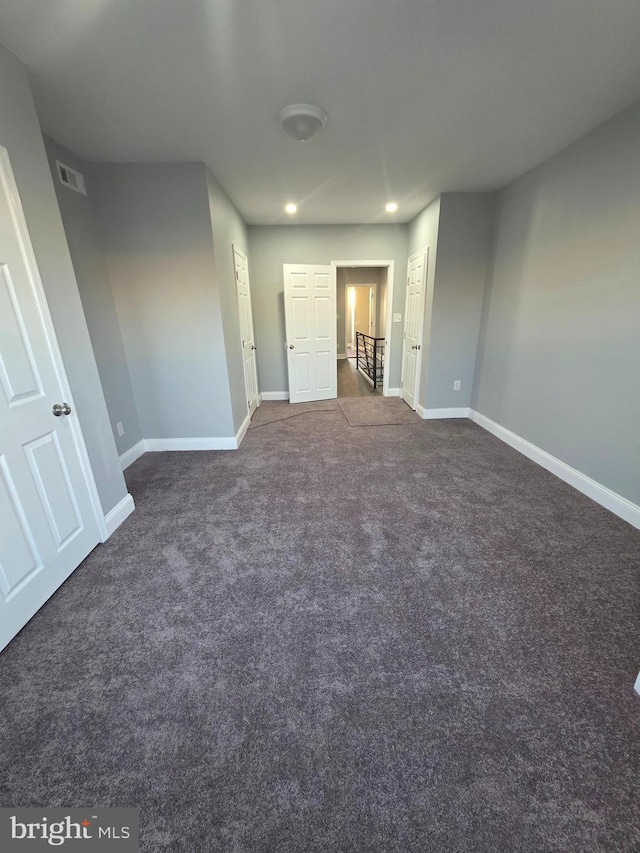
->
left=385, top=202, right=398, bottom=213
left=285, top=203, right=297, bottom=214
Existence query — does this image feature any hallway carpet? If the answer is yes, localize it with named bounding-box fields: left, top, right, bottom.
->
left=1, top=403, right=639, bottom=852
left=337, top=357, right=381, bottom=398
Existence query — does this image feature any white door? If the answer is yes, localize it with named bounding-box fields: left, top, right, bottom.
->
left=400, top=250, right=428, bottom=410
left=283, top=264, right=337, bottom=404
left=233, top=245, right=259, bottom=417
left=0, top=146, right=102, bottom=652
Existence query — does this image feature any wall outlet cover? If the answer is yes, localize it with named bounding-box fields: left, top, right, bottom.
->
left=116, top=421, right=124, bottom=437
left=453, top=380, right=461, bottom=391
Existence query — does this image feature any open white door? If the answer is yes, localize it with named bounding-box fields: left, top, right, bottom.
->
left=400, top=250, right=428, bottom=410
left=283, top=264, right=337, bottom=404
left=0, top=147, right=102, bottom=651
left=233, top=245, right=259, bottom=417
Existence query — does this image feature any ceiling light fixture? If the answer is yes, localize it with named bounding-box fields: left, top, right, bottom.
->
left=385, top=202, right=398, bottom=213
left=285, top=203, right=297, bottom=214
left=278, top=104, right=328, bottom=142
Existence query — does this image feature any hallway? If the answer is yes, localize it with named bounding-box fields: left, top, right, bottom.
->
left=337, top=358, right=382, bottom=398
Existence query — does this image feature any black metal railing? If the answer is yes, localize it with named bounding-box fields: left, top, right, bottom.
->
left=356, top=331, right=385, bottom=389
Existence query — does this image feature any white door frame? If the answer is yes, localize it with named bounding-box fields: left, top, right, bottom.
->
left=0, top=146, right=108, bottom=541
left=400, top=248, right=429, bottom=411
left=331, top=260, right=395, bottom=396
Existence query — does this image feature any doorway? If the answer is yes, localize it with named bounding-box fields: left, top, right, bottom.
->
left=282, top=259, right=395, bottom=403
left=345, top=284, right=375, bottom=358
left=335, top=264, right=390, bottom=398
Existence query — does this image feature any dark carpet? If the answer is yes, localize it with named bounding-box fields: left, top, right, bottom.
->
left=337, top=397, right=417, bottom=426
left=1, top=402, right=639, bottom=852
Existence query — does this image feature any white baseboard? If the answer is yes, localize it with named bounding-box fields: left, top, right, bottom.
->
left=103, top=493, right=135, bottom=540
left=635, top=671, right=640, bottom=696
left=338, top=353, right=347, bottom=360
left=258, top=393, right=263, bottom=405
left=119, top=440, right=146, bottom=471
left=119, top=424, right=251, bottom=464
left=235, top=412, right=251, bottom=448
left=469, top=409, right=640, bottom=531
left=417, top=405, right=470, bottom=419
left=384, top=387, right=401, bottom=397
left=261, top=391, right=289, bottom=401
left=144, top=436, right=239, bottom=452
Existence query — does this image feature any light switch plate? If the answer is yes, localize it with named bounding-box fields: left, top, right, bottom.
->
left=393, top=313, right=402, bottom=323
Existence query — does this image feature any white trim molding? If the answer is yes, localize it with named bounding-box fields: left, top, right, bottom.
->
left=417, top=405, right=470, bottom=419
left=103, top=493, right=135, bottom=539
left=261, top=391, right=289, bottom=401
left=119, top=440, right=146, bottom=471
left=635, top=671, right=640, bottom=696
left=145, top=436, right=239, bottom=452
left=469, top=410, right=640, bottom=531
left=338, top=353, right=347, bottom=360
left=384, top=387, right=401, bottom=397
left=331, top=259, right=395, bottom=398
left=119, top=417, right=251, bottom=466
left=235, top=412, right=251, bottom=448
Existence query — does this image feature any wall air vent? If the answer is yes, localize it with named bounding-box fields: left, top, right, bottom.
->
left=55, top=160, right=86, bottom=195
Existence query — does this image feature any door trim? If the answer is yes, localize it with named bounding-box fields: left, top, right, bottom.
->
left=0, top=145, right=108, bottom=541
left=331, top=260, right=395, bottom=396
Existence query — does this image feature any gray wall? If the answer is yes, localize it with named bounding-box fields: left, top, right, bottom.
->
left=0, top=44, right=127, bottom=515
left=425, top=193, right=496, bottom=409
left=206, top=170, right=250, bottom=432
left=337, top=267, right=384, bottom=354
left=248, top=225, right=408, bottom=392
left=92, top=163, right=235, bottom=439
left=43, top=137, right=143, bottom=457
left=473, top=102, right=640, bottom=505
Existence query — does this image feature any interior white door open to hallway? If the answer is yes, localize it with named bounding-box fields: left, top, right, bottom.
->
left=233, top=245, right=259, bottom=417
left=400, top=250, right=428, bottom=410
left=283, top=264, right=337, bottom=404
left=0, top=146, right=103, bottom=652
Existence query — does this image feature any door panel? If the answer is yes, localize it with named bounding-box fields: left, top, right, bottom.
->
left=233, top=246, right=259, bottom=417
left=400, top=251, right=428, bottom=410
left=283, top=264, right=337, bottom=403
left=0, top=146, right=101, bottom=651
left=24, top=431, right=82, bottom=548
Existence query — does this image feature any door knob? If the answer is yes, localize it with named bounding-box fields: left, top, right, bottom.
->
left=411, top=345, right=417, bottom=350
left=52, top=402, right=72, bottom=417
left=289, top=345, right=294, bottom=349
left=251, top=345, right=257, bottom=350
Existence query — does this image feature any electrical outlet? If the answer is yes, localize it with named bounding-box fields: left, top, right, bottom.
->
left=453, top=380, right=461, bottom=391
left=116, top=421, right=124, bottom=437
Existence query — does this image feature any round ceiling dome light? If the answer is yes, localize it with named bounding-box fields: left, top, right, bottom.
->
left=278, top=104, right=328, bottom=142
left=385, top=202, right=398, bottom=213
left=285, top=203, right=297, bottom=214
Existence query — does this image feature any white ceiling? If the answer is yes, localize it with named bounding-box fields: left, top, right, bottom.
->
left=1, top=0, right=640, bottom=224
